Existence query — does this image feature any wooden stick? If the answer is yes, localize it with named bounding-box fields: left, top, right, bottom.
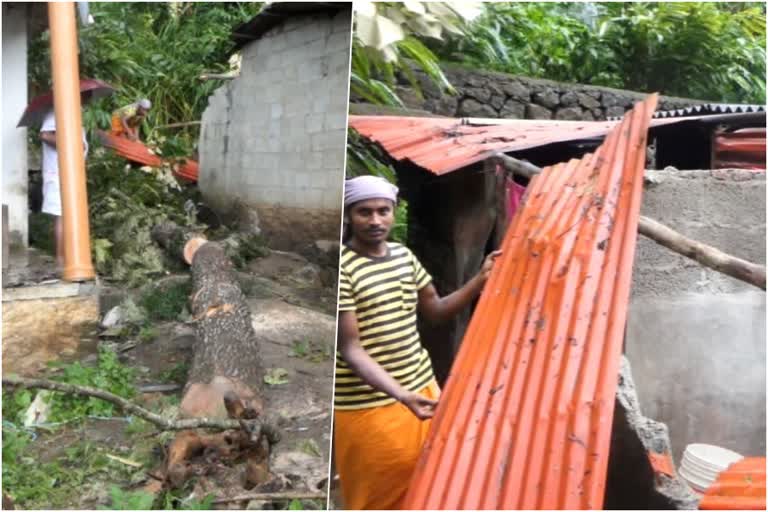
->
left=490, top=153, right=766, bottom=290
left=2, top=376, right=279, bottom=437
left=198, top=73, right=238, bottom=81
left=638, top=216, right=766, bottom=290
left=211, top=491, right=326, bottom=505
left=155, top=121, right=202, bottom=130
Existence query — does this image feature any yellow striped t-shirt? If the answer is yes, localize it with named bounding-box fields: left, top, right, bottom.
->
left=335, top=242, right=435, bottom=410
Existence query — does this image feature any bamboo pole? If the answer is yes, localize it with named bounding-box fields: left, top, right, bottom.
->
left=48, top=2, right=94, bottom=281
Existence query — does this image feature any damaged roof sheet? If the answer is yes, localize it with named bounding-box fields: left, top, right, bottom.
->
left=348, top=115, right=621, bottom=175
left=98, top=131, right=198, bottom=182
left=402, top=95, right=658, bottom=510
left=700, top=457, right=766, bottom=510
left=713, top=128, right=767, bottom=170
left=348, top=111, right=764, bottom=176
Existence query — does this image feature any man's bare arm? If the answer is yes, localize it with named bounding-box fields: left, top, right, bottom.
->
left=418, top=250, right=502, bottom=324
left=337, top=311, right=437, bottom=419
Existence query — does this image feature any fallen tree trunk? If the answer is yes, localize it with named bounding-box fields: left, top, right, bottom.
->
left=490, top=153, right=766, bottom=290
left=151, top=221, right=276, bottom=490
left=152, top=221, right=264, bottom=418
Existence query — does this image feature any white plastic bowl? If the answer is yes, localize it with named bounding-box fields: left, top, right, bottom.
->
left=685, top=443, right=743, bottom=469
left=678, top=443, right=744, bottom=494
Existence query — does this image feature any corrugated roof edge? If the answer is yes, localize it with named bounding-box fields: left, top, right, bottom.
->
left=230, top=2, right=350, bottom=52
left=606, top=103, right=766, bottom=120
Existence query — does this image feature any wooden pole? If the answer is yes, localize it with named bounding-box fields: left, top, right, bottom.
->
left=490, top=153, right=766, bottom=290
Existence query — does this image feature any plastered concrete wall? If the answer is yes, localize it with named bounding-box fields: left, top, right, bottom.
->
left=199, top=10, right=350, bottom=249
left=2, top=4, right=28, bottom=246
left=627, top=169, right=766, bottom=462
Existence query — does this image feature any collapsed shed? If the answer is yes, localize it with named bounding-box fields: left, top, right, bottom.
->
left=349, top=108, right=766, bottom=384
left=348, top=101, right=766, bottom=506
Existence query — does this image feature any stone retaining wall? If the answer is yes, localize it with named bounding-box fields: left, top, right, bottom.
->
left=352, top=64, right=708, bottom=121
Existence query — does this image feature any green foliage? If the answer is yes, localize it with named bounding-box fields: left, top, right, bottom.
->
left=103, top=486, right=155, bottom=510
left=48, top=346, right=136, bottom=422
left=86, top=151, right=200, bottom=286
left=220, top=232, right=270, bottom=268
left=2, top=434, right=136, bottom=509
left=2, top=389, right=33, bottom=424
left=159, top=361, right=190, bottom=385
left=432, top=2, right=766, bottom=102
left=138, top=325, right=158, bottom=343
left=298, top=438, right=322, bottom=458
left=158, top=487, right=215, bottom=510
left=346, top=129, right=398, bottom=182
left=27, top=212, right=56, bottom=256
left=29, top=2, right=262, bottom=156
left=288, top=499, right=304, bottom=510
left=263, top=368, right=290, bottom=386
left=140, top=278, right=192, bottom=322
left=290, top=340, right=332, bottom=363
left=391, top=199, right=409, bottom=244
left=352, top=2, right=478, bottom=106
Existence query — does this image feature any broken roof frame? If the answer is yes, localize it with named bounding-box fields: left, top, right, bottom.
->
left=402, top=95, right=659, bottom=509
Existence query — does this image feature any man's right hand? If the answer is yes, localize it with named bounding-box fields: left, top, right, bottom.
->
left=399, top=391, right=438, bottom=420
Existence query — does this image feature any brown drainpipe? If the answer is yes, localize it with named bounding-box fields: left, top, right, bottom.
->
left=48, top=2, right=95, bottom=281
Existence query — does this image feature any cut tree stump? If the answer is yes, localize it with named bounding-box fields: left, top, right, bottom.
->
left=152, top=221, right=264, bottom=419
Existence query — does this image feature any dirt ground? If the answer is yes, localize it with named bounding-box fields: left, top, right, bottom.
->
left=4, top=249, right=338, bottom=509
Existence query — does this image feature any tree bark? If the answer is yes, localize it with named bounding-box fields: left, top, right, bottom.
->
left=152, top=222, right=264, bottom=418
left=490, top=153, right=766, bottom=290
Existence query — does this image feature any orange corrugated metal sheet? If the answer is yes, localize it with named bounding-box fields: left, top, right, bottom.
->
left=98, top=131, right=198, bottom=182
left=402, top=95, right=659, bottom=510
left=348, top=113, right=747, bottom=176
left=700, top=457, right=766, bottom=510
left=348, top=116, right=620, bottom=175
left=713, top=128, right=766, bottom=170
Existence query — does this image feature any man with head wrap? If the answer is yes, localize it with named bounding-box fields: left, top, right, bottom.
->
left=111, top=98, right=151, bottom=141
left=334, top=175, right=501, bottom=509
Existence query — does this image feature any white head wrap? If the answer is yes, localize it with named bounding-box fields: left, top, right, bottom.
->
left=138, top=98, right=152, bottom=110
left=344, top=175, right=398, bottom=207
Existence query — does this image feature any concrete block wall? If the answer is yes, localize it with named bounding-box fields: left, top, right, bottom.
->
left=2, top=4, right=29, bottom=247
left=199, top=9, right=350, bottom=249
left=349, top=63, right=706, bottom=121
left=627, top=169, right=766, bottom=462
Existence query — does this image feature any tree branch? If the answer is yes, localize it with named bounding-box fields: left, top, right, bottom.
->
left=490, top=153, right=766, bottom=290
left=211, top=491, right=326, bottom=505
left=2, top=376, right=279, bottom=438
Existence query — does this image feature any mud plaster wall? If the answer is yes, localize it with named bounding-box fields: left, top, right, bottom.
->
left=2, top=4, right=29, bottom=246
left=350, top=63, right=706, bottom=121
left=199, top=10, right=350, bottom=249
left=627, top=169, right=766, bottom=462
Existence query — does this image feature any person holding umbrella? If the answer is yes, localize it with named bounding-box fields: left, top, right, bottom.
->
left=17, top=79, right=114, bottom=270
left=111, top=99, right=151, bottom=141
left=39, top=107, right=89, bottom=269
